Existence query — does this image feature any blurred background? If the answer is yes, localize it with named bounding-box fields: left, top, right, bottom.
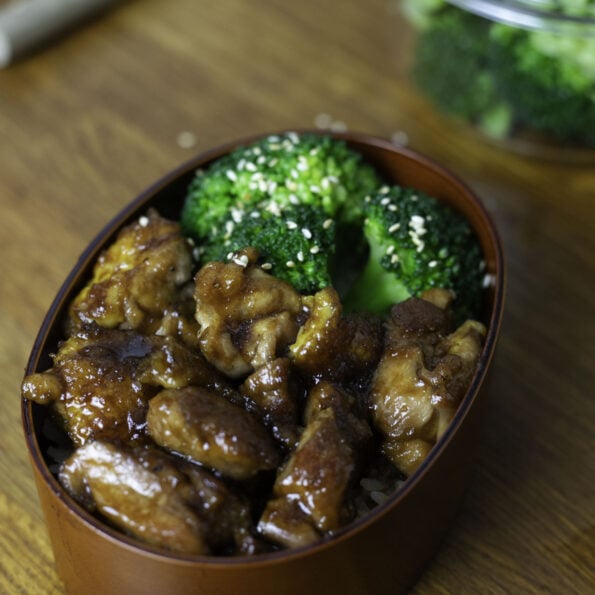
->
left=1, top=0, right=593, bottom=593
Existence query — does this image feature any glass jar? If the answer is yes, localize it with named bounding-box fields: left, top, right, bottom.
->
left=401, top=0, right=595, bottom=161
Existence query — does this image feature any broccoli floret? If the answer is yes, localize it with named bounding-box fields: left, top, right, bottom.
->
left=411, top=6, right=512, bottom=139
left=181, top=132, right=382, bottom=294
left=343, top=185, right=484, bottom=321
left=489, top=24, right=595, bottom=146
left=181, top=132, right=381, bottom=241
left=404, top=0, right=595, bottom=147
left=199, top=202, right=336, bottom=294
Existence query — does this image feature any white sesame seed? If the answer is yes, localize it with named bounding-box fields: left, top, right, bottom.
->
left=286, top=221, right=298, bottom=230
left=288, top=194, right=299, bottom=205
left=297, top=251, right=304, bottom=262
left=388, top=223, right=401, bottom=233
left=323, top=218, right=333, bottom=229
left=287, top=131, right=300, bottom=144
left=250, top=210, right=261, bottom=218
left=226, top=170, right=238, bottom=182
left=257, top=155, right=266, bottom=165
left=321, top=177, right=330, bottom=190
left=428, top=260, right=438, bottom=268
left=286, top=180, right=298, bottom=191
left=268, top=181, right=278, bottom=193
left=381, top=197, right=391, bottom=206
left=286, top=261, right=295, bottom=268
left=232, top=254, right=250, bottom=268
left=268, top=158, right=278, bottom=167
left=230, top=208, right=243, bottom=223
left=258, top=180, right=268, bottom=192
left=261, top=262, right=273, bottom=270
left=482, top=273, right=495, bottom=288
left=301, top=228, right=312, bottom=239
left=245, top=162, right=257, bottom=172
left=252, top=147, right=262, bottom=155
left=237, top=159, right=246, bottom=170
left=364, top=195, right=371, bottom=203
left=310, top=184, right=321, bottom=194
left=310, top=245, right=320, bottom=254
left=386, top=245, right=395, bottom=255
left=227, top=252, right=234, bottom=260
left=268, top=135, right=280, bottom=142
left=379, top=185, right=390, bottom=194
left=176, top=130, right=197, bottom=149
left=138, top=215, right=149, bottom=227
left=390, top=253, right=400, bottom=264
left=388, top=204, right=398, bottom=212
left=225, top=221, right=235, bottom=236
left=294, top=161, right=307, bottom=172
left=267, top=202, right=282, bottom=216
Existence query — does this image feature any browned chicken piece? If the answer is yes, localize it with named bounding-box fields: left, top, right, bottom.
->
left=21, top=327, right=220, bottom=447
left=258, top=382, right=372, bottom=549
left=147, top=386, right=281, bottom=480
left=68, top=210, right=200, bottom=347
left=371, top=292, right=486, bottom=476
left=240, top=358, right=302, bottom=449
left=194, top=248, right=302, bottom=378
left=59, top=441, right=210, bottom=555
left=288, top=286, right=384, bottom=381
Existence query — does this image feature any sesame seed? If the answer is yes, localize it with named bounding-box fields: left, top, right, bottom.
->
left=227, top=252, right=234, bottom=260
left=301, top=228, right=312, bottom=239
left=296, top=161, right=308, bottom=172
left=379, top=185, right=390, bottom=194
left=267, top=202, right=282, bottom=216
left=388, top=204, right=398, bottom=212
left=257, top=155, right=266, bottom=165
left=310, top=184, right=321, bottom=193
left=290, top=169, right=299, bottom=179
left=252, top=147, right=262, bottom=155
left=310, top=245, right=320, bottom=254
left=250, top=210, right=261, bottom=218
left=176, top=130, right=197, bottom=149
left=287, top=131, right=300, bottom=144
left=268, top=158, right=278, bottom=167
left=286, top=221, right=298, bottom=230
left=268, top=181, right=278, bottom=193
left=323, top=218, right=333, bottom=229
left=225, top=221, right=235, bottom=236
left=245, top=162, right=257, bottom=172
left=482, top=273, right=494, bottom=288
left=286, top=180, right=298, bottom=191
left=226, top=170, right=238, bottom=182
left=237, top=159, right=246, bottom=170
left=364, top=195, right=371, bottom=203
left=297, top=251, right=304, bottom=262
left=286, top=261, right=295, bottom=268
left=388, top=223, right=401, bottom=233
left=258, top=180, right=268, bottom=192
left=386, top=245, right=395, bottom=255
left=232, top=254, right=250, bottom=268
left=381, top=197, right=391, bottom=206
left=390, top=253, right=400, bottom=264
left=428, top=260, right=438, bottom=268
left=321, top=177, right=330, bottom=190
left=230, top=208, right=243, bottom=223
left=268, top=135, right=280, bottom=143
left=261, top=262, right=273, bottom=270
left=269, top=143, right=281, bottom=150
left=288, top=194, right=299, bottom=205
left=138, top=215, right=149, bottom=227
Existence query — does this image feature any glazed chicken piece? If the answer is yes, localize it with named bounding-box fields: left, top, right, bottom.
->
left=59, top=441, right=261, bottom=555
left=68, top=210, right=199, bottom=347
left=194, top=248, right=303, bottom=378
left=147, top=386, right=281, bottom=480
left=240, top=357, right=302, bottom=450
left=289, top=286, right=384, bottom=381
left=258, top=381, right=372, bottom=549
left=21, top=327, right=220, bottom=447
left=370, top=290, right=486, bottom=476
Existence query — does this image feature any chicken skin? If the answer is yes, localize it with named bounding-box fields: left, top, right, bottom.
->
left=370, top=291, right=486, bottom=476
left=258, top=382, right=372, bottom=548
left=147, top=386, right=281, bottom=480
left=194, top=248, right=302, bottom=378
left=22, top=327, right=218, bottom=446
left=59, top=441, right=260, bottom=555
left=68, top=210, right=199, bottom=347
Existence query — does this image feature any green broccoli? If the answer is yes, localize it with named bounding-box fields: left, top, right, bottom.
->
left=403, top=0, right=595, bottom=148
left=199, top=202, right=336, bottom=294
left=343, top=185, right=484, bottom=321
left=181, top=132, right=382, bottom=293
left=411, top=6, right=513, bottom=139
left=489, top=24, right=595, bottom=146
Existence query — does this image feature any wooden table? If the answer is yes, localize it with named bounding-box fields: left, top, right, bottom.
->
left=1, top=0, right=593, bottom=592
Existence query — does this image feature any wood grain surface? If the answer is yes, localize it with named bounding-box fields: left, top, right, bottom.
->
left=1, top=0, right=593, bottom=593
